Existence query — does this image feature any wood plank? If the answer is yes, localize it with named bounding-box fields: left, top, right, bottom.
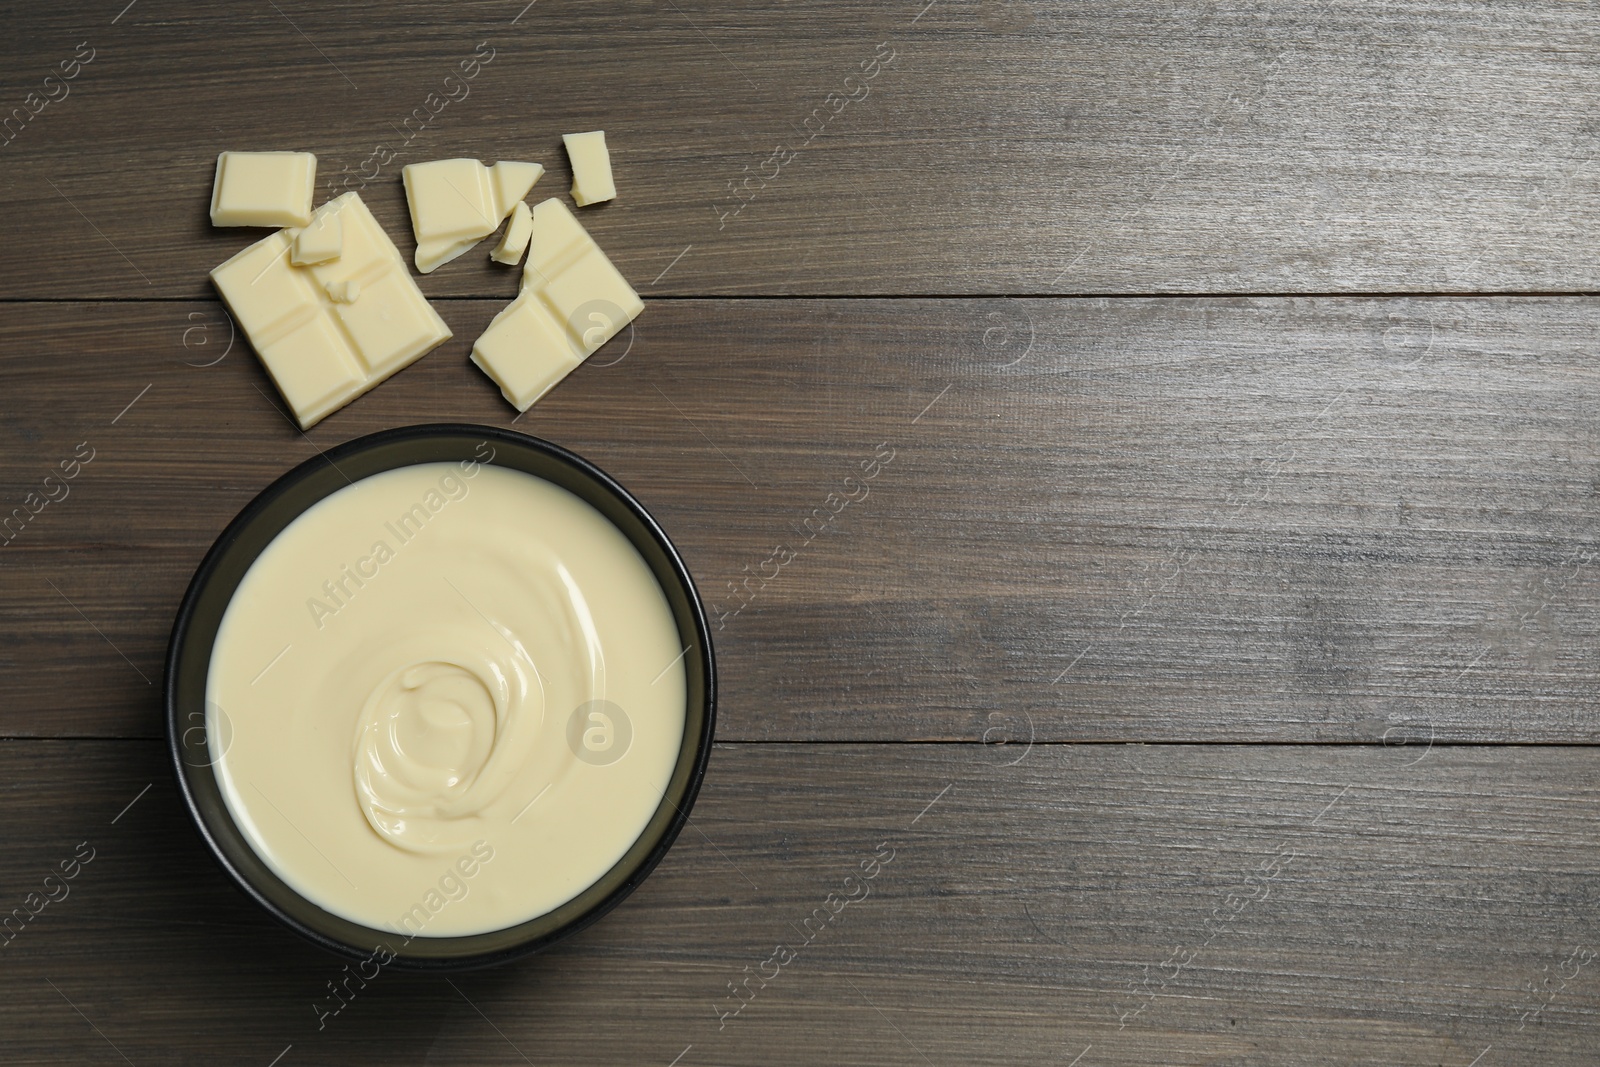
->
left=3, top=2, right=1600, bottom=297
left=5, top=296, right=1600, bottom=742
left=2, top=739, right=1598, bottom=1064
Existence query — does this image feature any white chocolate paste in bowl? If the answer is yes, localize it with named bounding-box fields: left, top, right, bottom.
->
left=206, top=458, right=687, bottom=937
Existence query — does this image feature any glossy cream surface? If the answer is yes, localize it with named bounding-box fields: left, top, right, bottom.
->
left=206, top=459, right=686, bottom=937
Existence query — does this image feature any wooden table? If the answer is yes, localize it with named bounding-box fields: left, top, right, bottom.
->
left=3, top=2, right=1599, bottom=1063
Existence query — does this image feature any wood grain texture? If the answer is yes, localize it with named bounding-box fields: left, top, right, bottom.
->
left=4, top=296, right=1599, bottom=743
left=3, top=2, right=1600, bottom=297
left=5, top=3, right=1600, bottom=1063
left=3, top=740, right=1598, bottom=1065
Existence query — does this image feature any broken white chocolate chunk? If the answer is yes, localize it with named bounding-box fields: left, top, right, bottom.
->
left=491, top=201, right=533, bottom=265
left=291, top=211, right=342, bottom=266
left=562, top=131, right=615, bottom=206
left=472, top=198, right=642, bottom=411
left=209, top=151, right=317, bottom=227
left=210, top=192, right=452, bottom=429
left=522, top=195, right=590, bottom=288
left=401, top=158, right=543, bottom=273
left=492, top=162, right=543, bottom=217
left=323, top=279, right=360, bottom=303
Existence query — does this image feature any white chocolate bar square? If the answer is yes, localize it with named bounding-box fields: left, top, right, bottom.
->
left=470, top=294, right=583, bottom=411
left=210, top=151, right=317, bottom=228
left=540, top=244, right=642, bottom=347
left=208, top=233, right=317, bottom=340
left=255, top=314, right=367, bottom=421
left=333, top=269, right=451, bottom=377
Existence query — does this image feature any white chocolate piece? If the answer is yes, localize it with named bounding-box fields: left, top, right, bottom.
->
left=490, top=201, right=534, bottom=265
left=291, top=212, right=342, bottom=266
left=562, top=131, right=615, bottom=206
left=210, top=192, right=452, bottom=429
left=210, top=151, right=317, bottom=228
left=472, top=296, right=583, bottom=410
left=472, top=198, right=641, bottom=411
left=491, top=162, right=543, bottom=217
left=523, top=194, right=591, bottom=287
left=402, top=159, right=543, bottom=273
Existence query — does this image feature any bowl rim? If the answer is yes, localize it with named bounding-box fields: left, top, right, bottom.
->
left=164, top=423, right=716, bottom=971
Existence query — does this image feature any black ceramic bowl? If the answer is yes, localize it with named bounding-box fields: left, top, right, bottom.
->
left=165, top=424, right=715, bottom=970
